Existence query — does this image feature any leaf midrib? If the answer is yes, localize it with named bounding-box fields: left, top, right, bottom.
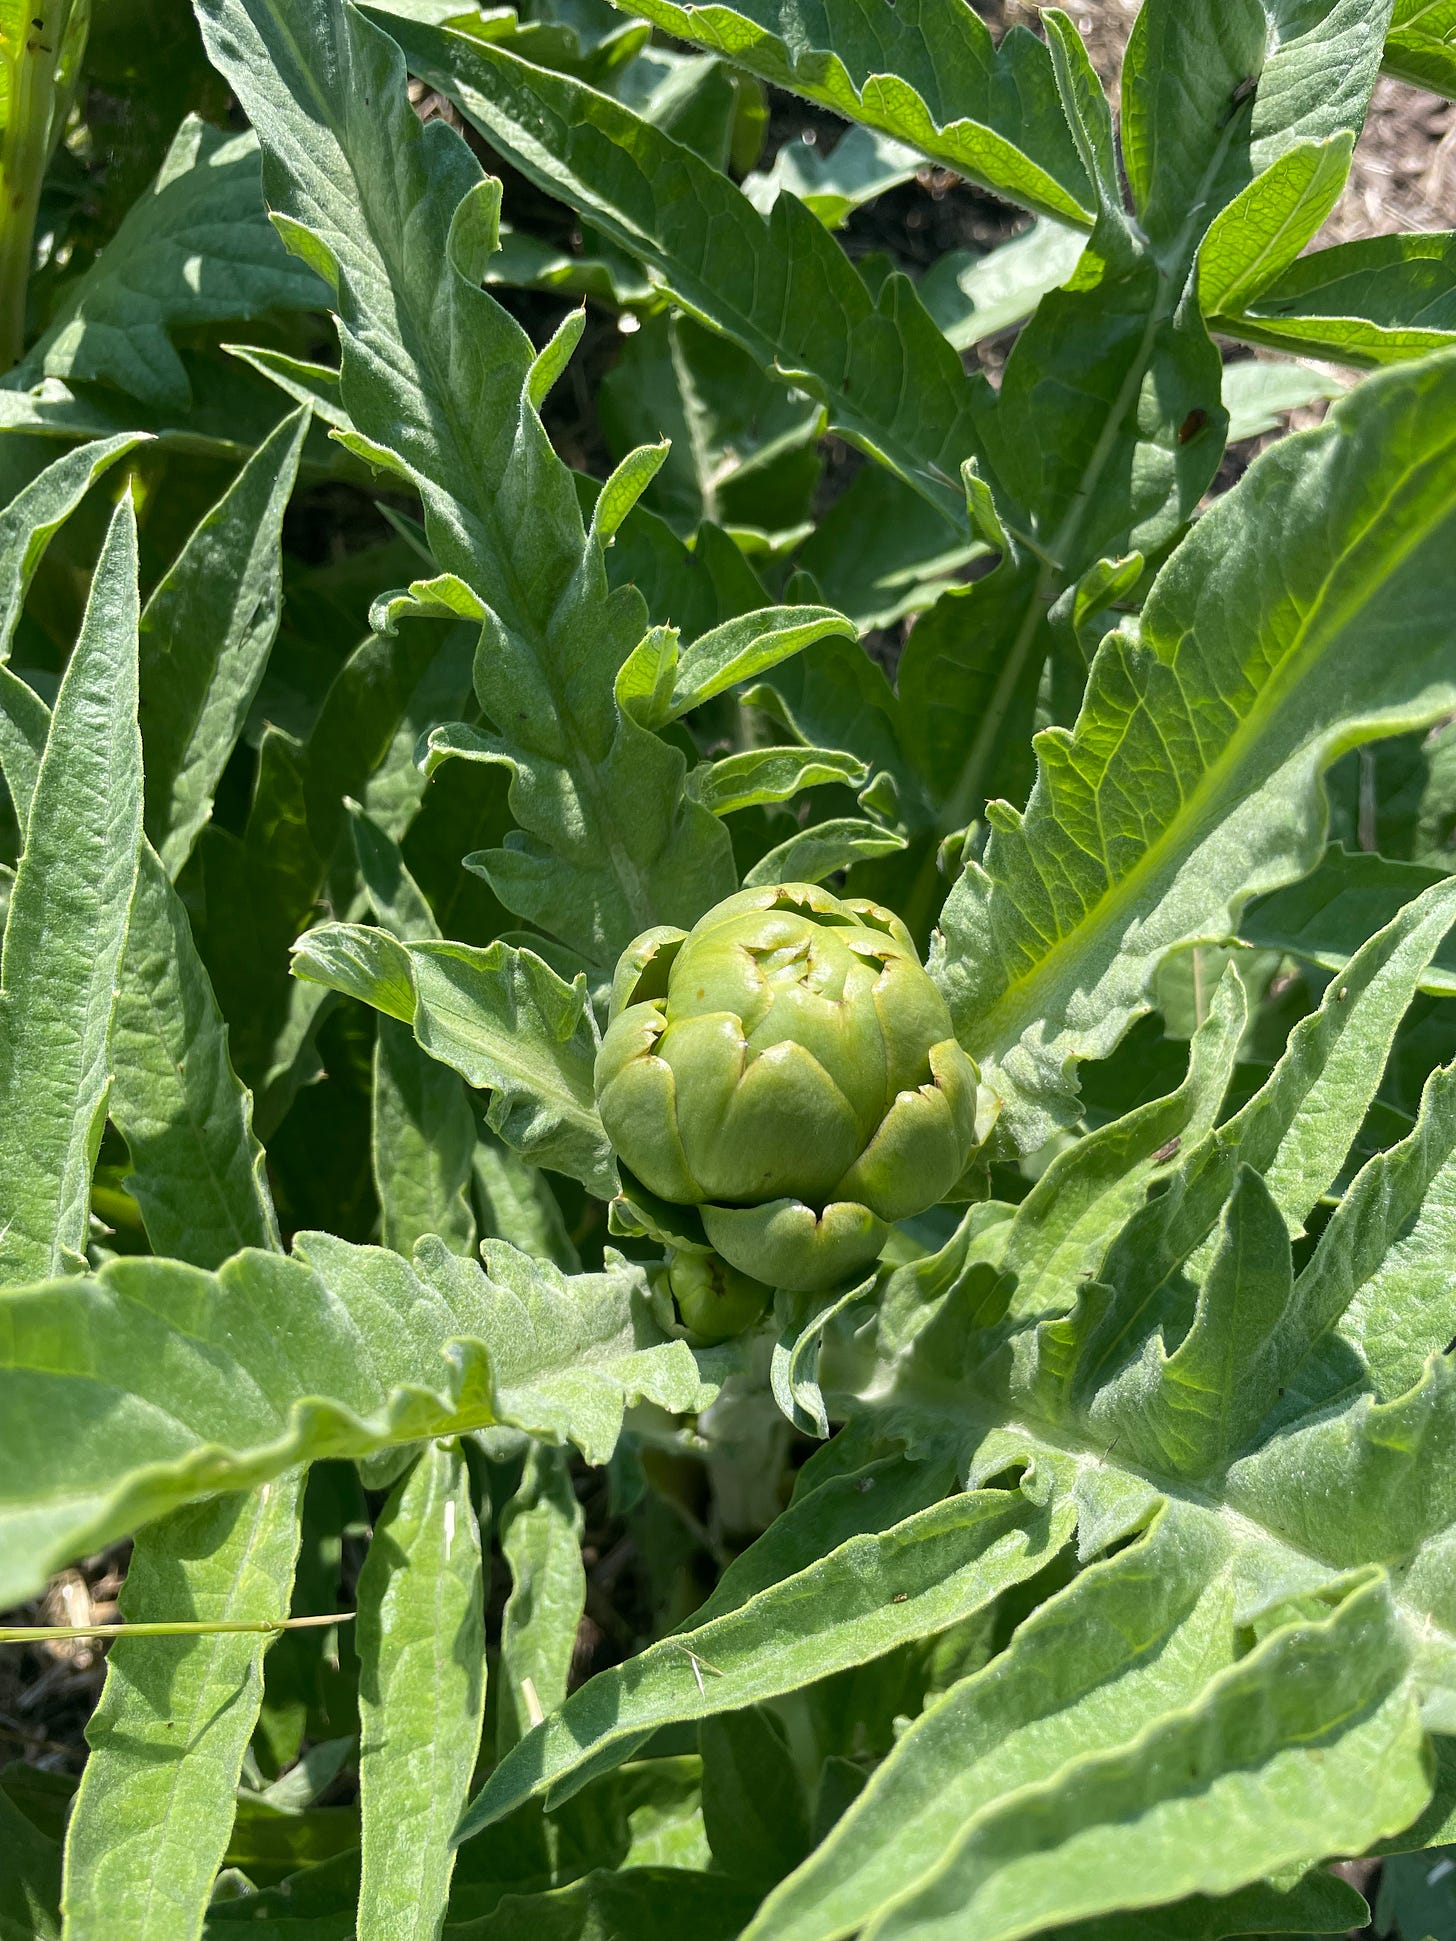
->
left=414, top=29, right=973, bottom=530
left=252, top=0, right=663, bottom=937
left=865, top=1358, right=1456, bottom=1668
left=412, top=949, right=599, bottom=1127
left=970, top=405, right=1456, bottom=1061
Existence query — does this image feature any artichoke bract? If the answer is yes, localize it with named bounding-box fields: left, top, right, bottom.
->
left=595, top=883, right=982, bottom=1293
left=667, top=1250, right=772, bottom=1342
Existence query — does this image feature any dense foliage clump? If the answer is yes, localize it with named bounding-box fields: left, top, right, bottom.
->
left=4, top=0, right=1456, bottom=1936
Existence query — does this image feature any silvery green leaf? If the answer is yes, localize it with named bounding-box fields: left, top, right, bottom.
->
left=936, top=353, right=1456, bottom=1146
left=603, top=0, right=1095, bottom=223
left=194, top=0, right=733, bottom=963
left=0, top=1232, right=713, bottom=1605
left=15, top=118, right=327, bottom=408
left=382, top=19, right=993, bottom=533
left=0, top=497, right=141, bottom=1282
left=60, top=1480, right=305, bottom=1941
left=356, top=1441, right=485, bottom=1939
left=292, top=921, right=612, bottom=1195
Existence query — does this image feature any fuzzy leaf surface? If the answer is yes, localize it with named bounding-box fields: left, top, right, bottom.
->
left=603, top=0, right=1094, bottom=222
left=292, top=922, right=611, bottom=1195
left=384, top=21, right=993, bottom=531
left=935, top=351, right=1456, bottom=1145
left=193, top=0, right=732, bottom=962
left=60, top=1481, right=305, bottom=1941
left=0, top=1234, right=711, bottom=1605
left=0, top=499, right=141, bottom=1282
left=356, top=1441, right=485, bottom=1940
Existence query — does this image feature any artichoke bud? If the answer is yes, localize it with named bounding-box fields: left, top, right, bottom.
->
left=595, top=883, right=982, bottom=1293
left=667, top=1249, right=771, bottom=1342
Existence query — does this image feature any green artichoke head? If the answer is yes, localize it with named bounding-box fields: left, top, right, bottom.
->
left=594, top=883, right=982, bottom=1293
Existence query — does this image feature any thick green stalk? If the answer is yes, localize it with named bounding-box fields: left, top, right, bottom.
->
left=0, top=0, right=87, bottom=369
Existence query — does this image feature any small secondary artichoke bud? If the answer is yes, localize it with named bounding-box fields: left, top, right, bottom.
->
left=595, top=883, right=981, bottom=1293
left=667, top=1250, right=771, bottom=1342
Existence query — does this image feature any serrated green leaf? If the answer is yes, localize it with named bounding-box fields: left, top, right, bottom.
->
left=745, top=632, right=910, bottom=806
left=1039, top=879, right=1456, bottom=1415
left=2, top=462, right=297, bottom=1941
left=1226, top=231, right=1456, bottom=367
left=0, top=435, right=146, bottom=663
left=604, top=0, right=1093, bottom=223
left=459, top=1479, right=1073, bottom=1838
left=615, top=603, right=853, bottom=730
left=1097, top=1162, right=1297, bottom=1481
left=1292, top=1055, right=1456, bottom=1398
left=0, top=691, right=280, bottom=1268
left=935, top=352, right=1456, bottom=1148
left=382, top=20, right=991, bottom=530
left=194, top=0, right=733, bottom=962
left=59, top=1480, right=305, bottom=1941
left=894, top=194, right=1226, bottom=830
left=1241, top=842, right=1456, bottom=992
left=497, top=1442, right=586, bottom=1753
left=743, top=816, right=907, bottom=888
left=687, top=743, right=865, bottom=816
left=1041, top=11, right=1120, bottom=219
left=990, top=971, right=1246, bottom=1334
left=782, top=842, right=1456, bottom=1930
left=356, top=1440, right=485, bottom=1940
left=111, top=847, right=282, bottom=1263
left=749, top=1516, right=1424, bottom=1941
left=0, top=1232, right=712, bottom=1606
left=0, top=496, right=141, bottom=1282
left=1197, top=135, right=1354, bottom=317
left=15, top=117, right=326, bottom=407
left=1383, top=0, right=1456, bottom=95
left=970, top=219, right=1225, bottom=573
left=1121, top=0, right=1389, bottom=258
left=291, top=922, right=611, bottom=1195
left=140, top=405, right=309, bottom=877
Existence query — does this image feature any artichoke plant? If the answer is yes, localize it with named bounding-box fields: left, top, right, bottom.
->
left=594, top=883, right=984, bottom=1295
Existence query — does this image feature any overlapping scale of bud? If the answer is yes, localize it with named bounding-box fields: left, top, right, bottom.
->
left=595, top=883, right=983, bottom=1302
